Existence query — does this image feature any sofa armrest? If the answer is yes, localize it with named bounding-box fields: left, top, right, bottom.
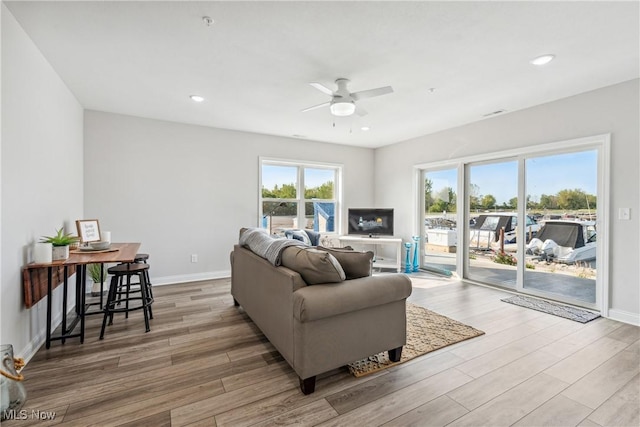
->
left=292, top=274, right=412, bottom=322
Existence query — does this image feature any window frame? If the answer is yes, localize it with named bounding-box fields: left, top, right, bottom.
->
left=259, top=157, right=342, bottom=235
left=415, top=133, right=610, bottom=314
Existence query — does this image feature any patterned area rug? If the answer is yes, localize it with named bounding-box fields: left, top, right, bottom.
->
left=347, top=303, right=485, bottom=377
left=502, top=295, right=600, bottom=323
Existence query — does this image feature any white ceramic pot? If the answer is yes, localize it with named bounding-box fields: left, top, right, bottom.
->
left=52, top=245, right=69, bottom=261
left=91, top=281, right=108, bottom=297
left=33, top=243, right=53, bottom=264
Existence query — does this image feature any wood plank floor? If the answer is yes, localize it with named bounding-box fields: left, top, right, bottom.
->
left=4, top=276, right=639, bottom=426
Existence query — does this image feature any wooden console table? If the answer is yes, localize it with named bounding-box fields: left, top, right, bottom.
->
left=22, top=242, right=141, bottom=349
left=338, top=235, right=403, bottom=272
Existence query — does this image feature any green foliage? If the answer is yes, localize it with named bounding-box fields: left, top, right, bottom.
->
left=263, top=181, right=335, bottom=200
left=426, top=181, right=457, bottom=213
left=262, top=183, right=296, bottom=199
left=525, top=262, right=535, bottom=270
left=493, top=251, right=517, bottom=266
left=556, top=188, right=596, bottom=210
left=40, top=228, right=79, bottom=247
left=424, top=178, right=433, bottom=211
left=87, top=263, right=108, bottom=283
left=481, top=194, right=496, bottom=210
left=539, top=194, right=558, bottom=209
left=469, top=187, right=595, bottom=212
left=305, top=181, right=333, bottom=199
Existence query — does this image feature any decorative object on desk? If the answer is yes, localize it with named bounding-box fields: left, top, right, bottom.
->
left=404, top=242, right=412, bottom=273
left=347, top=303, right=484, bottom=377
left=75, top=219, right=102, bottom=243
left=87, top=263, right=109, bottom=297
left=33, top=242, right=53, bottom=264
left=0, top=344, right=27, bottom=420
left=101, top=231, right=111, bottom=244
left=40, top=228, right=79, bottom=261
left=89, top=241, right=110, bottom=250
left=412, top=235, right=420, bottom=272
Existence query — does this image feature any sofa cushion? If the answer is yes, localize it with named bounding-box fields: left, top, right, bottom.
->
left=316, top=246, right=373, bottom=279
left=281, top=247, right=346, bottom=285
left=284, top=229, right=311, bottom=245
left=293, top=274, right=413, bottom=322
left=303, top=230, right=321, bottom=246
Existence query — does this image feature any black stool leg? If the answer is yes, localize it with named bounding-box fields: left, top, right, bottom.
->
left=100, top=276, right=119, bottom=339
left=139, top=272, right=151, bottom=332
left=125, top=271, right=131, bottom=318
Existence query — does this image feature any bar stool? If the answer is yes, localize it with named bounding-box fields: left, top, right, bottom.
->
left=115, top=253, right=154, bottom=319
left=99, top=263, right=153, bottom=339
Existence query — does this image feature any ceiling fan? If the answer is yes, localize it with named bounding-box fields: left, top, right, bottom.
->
left=301, top=78, right=393, bottom=117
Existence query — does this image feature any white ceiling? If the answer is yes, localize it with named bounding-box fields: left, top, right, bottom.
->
left=5, top=1, right=639, bottom=148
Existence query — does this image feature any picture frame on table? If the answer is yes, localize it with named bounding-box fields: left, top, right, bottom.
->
left=75, top=219, right=102, bottom=243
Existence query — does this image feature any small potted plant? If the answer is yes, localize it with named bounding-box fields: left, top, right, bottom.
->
left=87, top=263, right=109, bottom=296
left=40, top=228, right=79, bottom=261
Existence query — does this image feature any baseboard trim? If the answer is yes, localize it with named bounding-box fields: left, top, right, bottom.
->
left=607, top=309, right=640, bottom=326
left=151, top=270, right=231, bottom=286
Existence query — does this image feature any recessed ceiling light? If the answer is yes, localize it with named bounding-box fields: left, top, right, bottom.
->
left=361, top=126, right=371, bottom=131
left=530, top=54, right=555, bottom=66
left=190, top=95, right=205, bottom=102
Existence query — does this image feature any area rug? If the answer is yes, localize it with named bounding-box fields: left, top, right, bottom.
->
left=347, top=303, right=485, bottom=377
left=501, top=295, right=600, bottom=323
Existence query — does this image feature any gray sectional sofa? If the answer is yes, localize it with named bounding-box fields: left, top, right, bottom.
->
left=230, top=229, right=412, bottom=394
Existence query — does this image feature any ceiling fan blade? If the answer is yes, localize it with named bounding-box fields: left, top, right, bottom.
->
left=351, top=86, right=394, bottom=101
left=301, top=101, right=330, bottom=113
left=309, top=82, right=335, bottom=96
left=355, top=105, right=368, bottom=117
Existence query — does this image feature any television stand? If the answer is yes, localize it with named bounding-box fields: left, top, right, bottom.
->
left=338, top=235, right=402, bottom=272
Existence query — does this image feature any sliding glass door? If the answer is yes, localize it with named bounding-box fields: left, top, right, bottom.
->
left=466, top=160, right=518, bottom=289
left=523, top=150, right=598, bottom=306
left=418, top=135, right=606, bottom=311
left=422, top=168, right=458, bottom=274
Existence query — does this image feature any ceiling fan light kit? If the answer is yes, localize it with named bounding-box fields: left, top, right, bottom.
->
left=303, top=78, right=393, bottom=117
left=330, top=101, right=356, bottom=116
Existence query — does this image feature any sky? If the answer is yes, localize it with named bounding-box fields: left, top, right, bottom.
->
left=262, top=165, right=334, bottom=191
left=428, top=150, right=598, bottom=205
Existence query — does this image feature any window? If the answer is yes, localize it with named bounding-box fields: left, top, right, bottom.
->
left=260, top=159, right=341, bottom=235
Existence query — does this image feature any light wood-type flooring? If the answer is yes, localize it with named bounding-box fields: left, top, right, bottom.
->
left=5, top=276, right=639, bottom=426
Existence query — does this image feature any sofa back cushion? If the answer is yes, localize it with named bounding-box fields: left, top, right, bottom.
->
left=284, top=229, right=311, bottom=245
left=281, top=247, right=346, bottom=285
left=317, top=246, right=374, bottom=280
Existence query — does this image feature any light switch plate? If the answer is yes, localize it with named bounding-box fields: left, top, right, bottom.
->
left=618, top=207, right=631, bottom=220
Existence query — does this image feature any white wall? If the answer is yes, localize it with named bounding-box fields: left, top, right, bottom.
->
left=83, top=111, right=375, bottom=284
left=1, top=4, right=84, bottom=358
left=375, top=79, right=640, bottom=324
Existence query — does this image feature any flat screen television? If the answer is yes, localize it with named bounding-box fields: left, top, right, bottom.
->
left=347, top=208, right=394, bottom=236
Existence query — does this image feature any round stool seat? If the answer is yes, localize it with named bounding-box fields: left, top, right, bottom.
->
left=108, top=263, right=149, bottom=274
left=134, top=253, right=149, bottom=262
